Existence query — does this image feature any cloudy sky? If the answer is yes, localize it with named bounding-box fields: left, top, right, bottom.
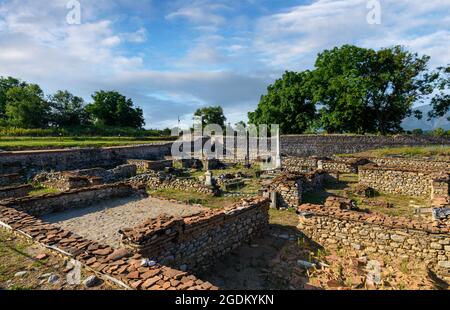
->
left=0, top=0, right=449, bottom=129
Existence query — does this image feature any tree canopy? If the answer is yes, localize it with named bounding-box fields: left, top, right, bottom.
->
left=248, top=71, right=316, bottom=134
left=86, top=91, right=145, bottom=128
left=194, top=106, right=227, bottom=128
left=249, top=44, right=441, bottom=134
left=5, top=84, right=50, bottom=128
left=49, top=90, right=89, bottom=128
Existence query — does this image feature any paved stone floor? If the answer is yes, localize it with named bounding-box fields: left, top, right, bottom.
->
left=41, top=196, right=206, bottom=248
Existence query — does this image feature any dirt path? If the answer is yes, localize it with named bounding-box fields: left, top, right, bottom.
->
left=41, top=196, right=206, bottom=248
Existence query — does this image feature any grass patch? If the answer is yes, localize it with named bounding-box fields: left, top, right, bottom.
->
left=28, top=186, right=59, bottom=197
left=302, top=173, right=426, bottom=219
left=148, top=188, right=242, bottom=209
left=0, top=136, right=175, bottom=151
left=338, top=146, right=450, bottom=159
left=269, top=208, right=299, bottom=229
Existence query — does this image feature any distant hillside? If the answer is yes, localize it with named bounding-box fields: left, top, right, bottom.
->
left=402, top=104, right=450, bottom=131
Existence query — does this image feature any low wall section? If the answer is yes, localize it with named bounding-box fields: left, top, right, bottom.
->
left=0, top=183, right=138, bottom=217
left=0, top=143, right=171, bottom=177
left=120, top=198, right=270, bottom=272
left=297, top=204, right=450, bottom=280
left=358, top=165, right=445, bottom=198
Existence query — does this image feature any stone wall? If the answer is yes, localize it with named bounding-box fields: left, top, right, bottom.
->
left=321, top=158, right=370, bottom=173
left=297, top=204, right=450, bottom=281
left=120, top=197, right=270, bottom=272
left=0, top=205, right=217, bottom=290
left=267, top=171, right=325, bottom=209
left=0, top=183, right=138, bottom=217
left=0, top=143, right=171, bottom=177
left=332, top=155, right=450, bottom=171
left=0, top=184, right=33, bottom=200
left=0, top=173, right=22, bottom=187
left=33, top=164, right=137, bottom=191
left=281, top=135, right=450, bottom=157
left=130, top=173, right=220, bottom=196
left=127, top=159, right=173, bottom=172
left=358, top=165, right=442, bottom=198
left=283, top=156, right=320, bottom=173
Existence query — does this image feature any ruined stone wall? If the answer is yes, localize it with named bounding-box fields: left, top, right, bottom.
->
left=127, top=159, right=173, bottom=172
left=268, top=172, right=325, bottom=208
left=0, top=183, right=137, bottom=217
left=0, top=184, right=33, bottom=200
left=283, top=156, right=319, bottom=173
left=0, top=143, right=171, bottom=177
left=297, top=204, right=450, bottom=281
left=359, top=165, right=438, bottom=197
left=281, top=135, right=450, bottom=157
left=0, top=173, right=22, bottom=187
left=332, top=156, right=450, bottom=171
left=321, top=161, right=357, bottom=173
left=0, top=206, right=217, bottom=290
left=33, top=164, right=137, bottom=191
left=121, top=198, right=270, bottom=272
left=130, top=173, right=219, bottom=196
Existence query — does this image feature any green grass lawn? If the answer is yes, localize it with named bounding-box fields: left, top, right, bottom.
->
left=0, top=136, right=175, bottom=151
left=338, top=146, right=450, bottom=159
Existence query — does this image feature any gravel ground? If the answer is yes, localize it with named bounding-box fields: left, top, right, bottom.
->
left=41, top=196, right=206, bottom=248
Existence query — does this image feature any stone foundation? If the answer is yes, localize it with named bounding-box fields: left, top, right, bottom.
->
left=297, top=204, right=450, bottom=281
left=120, top=198, right=270, bottom=272
left=130, top=173, right=220, bottom=196
left=0, top=205, right=217, bottom=290
left=0, top=173, right=23, bottom=187
left=0, top=183, right=139, bottom=217
left=127, top=159, right=173, bottom=172
left=0, top=184, right=33, bottom=200
left=358, top=165, right=445, bottom=198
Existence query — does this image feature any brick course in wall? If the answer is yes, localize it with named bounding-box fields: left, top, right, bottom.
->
left=0, top=205, right=217, bottom=290
left=120, top=197, right=270, bottom=272
left=297, top=204, right=450, bottom=281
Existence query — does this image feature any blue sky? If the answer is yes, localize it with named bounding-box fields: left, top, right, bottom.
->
left=0, top=0, right=449, bottom=128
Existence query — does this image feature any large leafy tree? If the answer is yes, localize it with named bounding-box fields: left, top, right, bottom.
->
left=0, top=76, right=27, bottom=119
left=86, top=91, right=145, bottom=128
left=248, top=71, right=316, bottom=134
left=49, top=90, right=89, bottom=127
left=5, top=84, right=50, bottom=128
left=312, top=45, right=431, bottom=134
left=428, top=65, right=450, bottom=121
left=194, top=106, right=227, bottom=128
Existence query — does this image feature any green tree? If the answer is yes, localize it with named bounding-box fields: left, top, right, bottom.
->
left=428, top=65, right=450, bottom=121
left=248, top=71, right=316, bottom=134
left=49, top=90, right=89, bottom=127
left=86, top=91, right=145, bottom=128
left=193, top=106, right=227, bottom=128
left=311, top=45, right=431, bottom=134
left=5, top=84, right=50, bottom=128
left=0, top=76, right=27, bottom=119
